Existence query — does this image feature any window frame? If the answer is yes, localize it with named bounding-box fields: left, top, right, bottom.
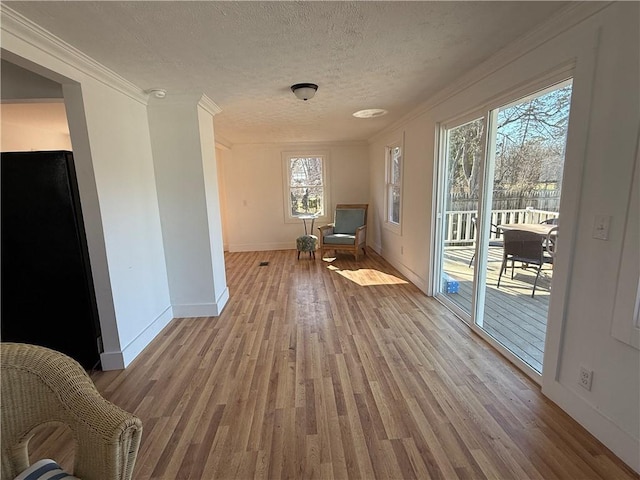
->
left=282, top=151, right=330, bottom=225
left=384, top=136, right=404, bottom=234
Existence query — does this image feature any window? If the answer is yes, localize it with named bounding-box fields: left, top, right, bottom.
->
left=283, top=153, right=327, bottom=221
left=385, top=142, right=403, bottom=229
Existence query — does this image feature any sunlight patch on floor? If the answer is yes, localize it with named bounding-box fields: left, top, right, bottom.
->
left=326, top=265, right=408, bottom=286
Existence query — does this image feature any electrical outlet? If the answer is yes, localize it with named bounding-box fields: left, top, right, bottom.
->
left=579, top=366, right=593, bottom=390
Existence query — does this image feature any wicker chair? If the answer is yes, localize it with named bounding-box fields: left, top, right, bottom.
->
left=1, top=343, right=142, bottom=480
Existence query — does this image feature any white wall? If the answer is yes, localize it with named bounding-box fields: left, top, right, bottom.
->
left=199, top=106, right=229, bottom=312
left=368, top=2, right=639, bottom=471
left=0, top=102, right=72, bottom=151
left=223, top=142, right=369, bottom=251
left=1, top=12, right=173, bottom=369
left=215, top=145, right=231, bottom=251
left=76, top=81, right=172, bottom=368
left=1, top=58, right=63, bottom=99
left=369, top=125, right=435, bottom=293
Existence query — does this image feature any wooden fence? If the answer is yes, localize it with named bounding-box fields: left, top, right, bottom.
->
left=450, top=189, right=561, bottom=212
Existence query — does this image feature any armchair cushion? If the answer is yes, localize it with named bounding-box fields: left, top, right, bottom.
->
left=14, top=459, right=78, bottom=480
left=334, top=209, right=366, bottom=234
left=323, top=233, right=356, bottom=245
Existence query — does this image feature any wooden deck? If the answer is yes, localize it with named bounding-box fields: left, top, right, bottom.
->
left=441, top=245, right=553, bottom=373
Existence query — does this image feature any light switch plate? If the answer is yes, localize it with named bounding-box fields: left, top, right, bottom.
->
left=592, top=215, right=611, bottom=240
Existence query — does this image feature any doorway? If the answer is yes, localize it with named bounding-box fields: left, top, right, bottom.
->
left=435, top=79, right=573, bottom=377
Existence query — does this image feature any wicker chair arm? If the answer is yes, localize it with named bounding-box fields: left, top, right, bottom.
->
left=73, top=400, right=142, bottom=480
left=1, top=343, right=142, bottom=480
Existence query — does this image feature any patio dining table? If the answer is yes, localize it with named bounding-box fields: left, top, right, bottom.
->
left=498, top=222, right=559, bottom=258
left=497, top=223, right=557, bottom=236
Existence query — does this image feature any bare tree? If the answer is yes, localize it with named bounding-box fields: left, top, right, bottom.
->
left=448, top=84, right=572, bottom=199
left=448, top=118, right=484, bottom=196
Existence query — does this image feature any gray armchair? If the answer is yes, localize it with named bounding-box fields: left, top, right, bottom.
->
left=317, top=204, right=368, bottom=261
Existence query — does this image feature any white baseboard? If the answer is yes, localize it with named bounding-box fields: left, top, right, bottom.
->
left=543, top=379, right=640, bottom=474
left=377, top=246, right=429, bottom=295
left=228, top=242, right=293, bottom=252
left=100, top=287, right=230, bottom=371
left=171, top=287, right=229, bottom=317
left=100, top=305, right=174, bottom=370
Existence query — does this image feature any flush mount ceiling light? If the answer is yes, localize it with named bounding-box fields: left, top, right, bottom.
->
left=353, top=108, right=388, bottom=118
left=291, top=83, right=318, bottom=101
left=146, top=88, right=167, bottom=99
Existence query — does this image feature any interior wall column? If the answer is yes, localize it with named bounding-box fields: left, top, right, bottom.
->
left=147, top=94, right=229, bottom=317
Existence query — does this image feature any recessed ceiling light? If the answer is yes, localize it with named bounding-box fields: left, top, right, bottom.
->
left=145, top=88, right=167, bottom=99
left=353, top=109, right=388, bottom=118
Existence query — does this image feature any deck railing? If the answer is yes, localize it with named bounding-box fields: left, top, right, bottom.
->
left=444, top=208, right=559, bottom=245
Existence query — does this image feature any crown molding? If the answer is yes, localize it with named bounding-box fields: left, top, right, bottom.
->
left=214, top=135, right=233, bottom=151
left=198, top=94, right=222, bottom=116
left=148, top=92, right=222, bottom=115
left=227, top=139, right=368, bottom=149
left=1, top=5, right=148, bottom=104
left=368, top=1, right=613, bottom=144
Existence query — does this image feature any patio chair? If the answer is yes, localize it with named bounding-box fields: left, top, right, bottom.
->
left=1, top=342, right=143, bottom=480
left=497, top=229, right=554, bottom=297
left=468, top=216, right=504, bottom=267
left=317, top=204, right=368, bottom=261
left=540, top=217, right=559, bottom=252
left=545, top=225, right=559, bottom=258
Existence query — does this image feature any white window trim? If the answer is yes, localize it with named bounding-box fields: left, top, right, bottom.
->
left=281, top=151, right=331, bottom=225
left=384, top=134, right=404, bottom=235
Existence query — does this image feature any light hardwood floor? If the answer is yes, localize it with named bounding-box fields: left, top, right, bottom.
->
left=31, top=249, right=637, bottom=479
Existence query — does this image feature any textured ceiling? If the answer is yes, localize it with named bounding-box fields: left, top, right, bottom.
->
left=2, top=1, right=571, bottom=145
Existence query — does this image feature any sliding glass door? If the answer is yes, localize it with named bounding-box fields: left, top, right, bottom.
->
left=435, top=80, right=573, bottom=377
left=438, top=117, right=486, bottom=318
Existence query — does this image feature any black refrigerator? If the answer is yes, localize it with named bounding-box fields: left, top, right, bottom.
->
left=1, top=150, right=102, bottom=369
